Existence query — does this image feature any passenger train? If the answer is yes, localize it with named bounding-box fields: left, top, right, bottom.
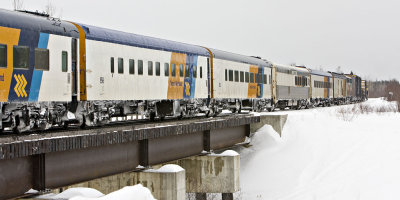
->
left=0, top=9, right=368, bottom=133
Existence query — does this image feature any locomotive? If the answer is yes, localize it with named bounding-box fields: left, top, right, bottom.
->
left=0, top=9, right=367, bottom=133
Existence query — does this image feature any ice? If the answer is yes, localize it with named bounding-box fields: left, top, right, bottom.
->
left=240, top=98, right=400, bottom=200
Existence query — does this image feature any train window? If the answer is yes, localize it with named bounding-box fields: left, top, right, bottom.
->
left=200, top=66, right=203, bottom=78
left=193, top=66, right=197, bottom=78
left=164, top=63, right=169, bottom=76
left=148, top=61, right=153, bottom=75
left=229, top=70, right=233, bottom=81
left=129, top=59, right=135, bottom=74
left=118, top=58, right=124, bottom=74
left=110, top=57, right=114, bottom=73
left=254, top=73, right=259, bottom=83
left=138, top=60, right=143, bottom=75
left=234, top=70, right=239, bottom=82
left=155, top=62, right=160, bottom=76
left=35, top=48, right=49, bottom=71
left=245, top=72, right=249, bottom=83
left=171, top=64, right=176, bottom=76
left=0, top=44, right=6, bottom=68
left=61, top=51, right=68, bottom=72
left=240, top=71, right=244, bottom=82
left=225, top=69, right=227, bottom=81
left=295, top=77, right=297, bottom=86
left=179, top=64, right=184, bottom=77
left=264, top=74, right=267, bottom=84
left=250, top=73, right=254, bottom=83
left=185, top=65, right=190, bottom=78
left=14, top=46, right=30, bottom=69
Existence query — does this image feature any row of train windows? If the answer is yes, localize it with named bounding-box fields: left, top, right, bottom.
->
left=110, top=57, right=203, bottom=78
left=314, top=81, right=331, bottom=88
left=224, top=69, right=272, bottom=84
left=295, top=76, right=308, bottom=87
left=0, top=44, right=69, bottom=72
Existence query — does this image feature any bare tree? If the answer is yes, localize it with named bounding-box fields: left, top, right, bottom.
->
left=45, top=0, right=57, bottom=17
left=12, top=0, right=24, bottom=10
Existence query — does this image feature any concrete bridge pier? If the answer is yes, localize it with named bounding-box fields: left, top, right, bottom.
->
left=172, top=151, right=240, bottom=200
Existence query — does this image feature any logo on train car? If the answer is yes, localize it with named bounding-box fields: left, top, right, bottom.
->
left=14, top=74, right=27, bottom=97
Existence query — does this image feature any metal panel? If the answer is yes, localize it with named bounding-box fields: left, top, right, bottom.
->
left=277, top=85, right=309, bottom=99
left=210, top=125, right=246, bottom=150
left=0, top=157, right=33, bottom=200
left=45, top=141, right=140, bottom=188
left=148, top=131, right=203, bottom=165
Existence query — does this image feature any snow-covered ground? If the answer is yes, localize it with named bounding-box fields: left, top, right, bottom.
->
left=240, top=98, right=400, bottom=200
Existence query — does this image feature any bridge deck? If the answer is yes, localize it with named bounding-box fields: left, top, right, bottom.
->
left=0, top=114, right=259, bottom=200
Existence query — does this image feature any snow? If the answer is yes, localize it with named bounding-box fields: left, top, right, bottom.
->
left=37, top=185, right=155, bottom=200
left=70, top=185, right=155, bottom=200
left=146, top=164, right=184, bottom=173
left=239, top=98, right=400, bottom=200
left=211, top=150, right=239, bottom=157
left=38, top=188, right=104, bottom=199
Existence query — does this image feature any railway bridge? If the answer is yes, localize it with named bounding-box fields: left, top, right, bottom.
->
left=0, top=114, right=263, bottom=200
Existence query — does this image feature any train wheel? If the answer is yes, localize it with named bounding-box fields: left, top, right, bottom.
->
left=149, top=112, right=156, bottom=121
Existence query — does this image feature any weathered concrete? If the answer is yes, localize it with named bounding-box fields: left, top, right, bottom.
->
left=173, top=152, right=240, bottom=194
left=250, top=114, right=288, bottom=136
left=55, top=165, right=185, bottom=200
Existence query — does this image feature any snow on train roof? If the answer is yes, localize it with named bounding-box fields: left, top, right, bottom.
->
left=0, top=9, right=78, bottom=38
left=210, top=48, right=272, bottom=67
left=274, top=63, right=309, bottom=73
left=78, top=23, right=210, bottom=57
left=310, top=69, right=332, bottom=77
left=330, top=72, right=348, bottom=79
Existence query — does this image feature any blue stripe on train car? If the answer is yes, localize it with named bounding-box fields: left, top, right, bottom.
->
left=8, top=29, right=40, bottom=102
left=257, top=66, right=264, bottom=98
left=183, top=54, right=197, bottom=99
left=29, top=33, right=49, bottom=101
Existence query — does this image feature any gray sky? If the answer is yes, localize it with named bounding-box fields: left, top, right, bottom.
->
left=1, top=0, right=399, bottom=80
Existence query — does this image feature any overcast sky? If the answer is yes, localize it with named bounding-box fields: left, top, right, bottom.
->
left=1, top=0, right=399, bottom=80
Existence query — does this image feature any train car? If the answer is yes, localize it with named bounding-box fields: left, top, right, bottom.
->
left=76, top=23, right=211, bottom=125
left=274, top=64, right=311, bottom=110
left=309, top=69, right=333, bottom=106
left=0, top=9, right=80, bottom=132
left=210, top=49, right=273, bottom=113
left=330, top=72, right=347, bottom=104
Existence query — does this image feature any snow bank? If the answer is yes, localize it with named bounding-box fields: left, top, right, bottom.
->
left=37, top=185, right=155, bottom=200
left=70, top=185, right=155, bottom=200
left=146, top=164, right=184, bottom=173
left=240, top=98, right=400, bottom=200
left=38, top=188, right=104, bottom=199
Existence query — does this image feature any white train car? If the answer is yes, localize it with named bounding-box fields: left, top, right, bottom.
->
left=74, top=24, right=212, bottom=123
left=274, top=64, right=310, bottom=109
left=331, top=72, right=347, bottom=104
left=210, top=49, right=273, bottom=112
left=309, top=69, right=333, bottom=106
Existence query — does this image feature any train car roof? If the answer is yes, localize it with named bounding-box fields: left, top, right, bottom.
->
left=209, top=48, right=272, bottom=67
left=275, top=63, right=309, bottom=73
left=309, top=69, right=332, bottom=77
left=330, top=72, right=347, bottom=79
left=77, top=23, right=210, bottom=57
left=0, top=9, right=78, bottom=38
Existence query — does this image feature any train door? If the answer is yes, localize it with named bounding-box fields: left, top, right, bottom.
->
left=271, top=66, right=277, bottom=104
left=70, top=38, right=78, bottom=112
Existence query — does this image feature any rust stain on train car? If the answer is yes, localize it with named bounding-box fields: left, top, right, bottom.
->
left=69, top=22, right=87, bottom=101
left=247, top=65, right=258, bottom=98
left=0, top=26, right=20, bottom=102
left=167, top=53, right=186, bottom=99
